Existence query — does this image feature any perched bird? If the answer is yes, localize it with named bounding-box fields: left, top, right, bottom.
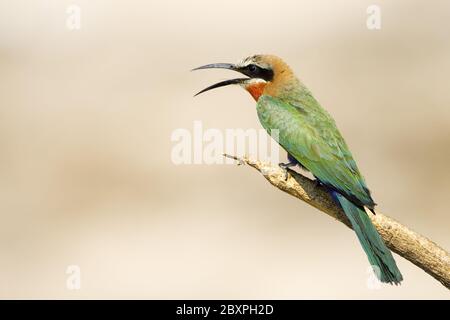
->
left=193, top=55, right=403, bottom=284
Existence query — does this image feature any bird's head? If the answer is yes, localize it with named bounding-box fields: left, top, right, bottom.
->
left=193, top=55, right=297, bottom=101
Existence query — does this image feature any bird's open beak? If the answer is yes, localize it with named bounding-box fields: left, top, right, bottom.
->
left=192, top=63, right=248, bottom=96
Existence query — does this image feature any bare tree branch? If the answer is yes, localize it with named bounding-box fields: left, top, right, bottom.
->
left=224, top=154, right=450, bottom=289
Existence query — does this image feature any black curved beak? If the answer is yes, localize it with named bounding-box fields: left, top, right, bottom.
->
left=192, top=63, right=247, bottom=96
left=192, top=63, right=237, bottom=72
left=193, top=78, right=249, bottom=97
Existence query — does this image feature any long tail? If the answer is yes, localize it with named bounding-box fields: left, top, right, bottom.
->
left=332, top=191, right=403, bottom=284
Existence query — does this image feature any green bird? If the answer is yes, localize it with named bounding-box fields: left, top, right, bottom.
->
left=193, top=54, right=403, bottom=284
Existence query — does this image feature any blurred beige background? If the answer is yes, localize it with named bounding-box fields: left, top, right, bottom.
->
left=0, top=0, right=449, bottom=299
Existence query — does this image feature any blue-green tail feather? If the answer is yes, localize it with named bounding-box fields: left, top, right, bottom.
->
left=332, top=191, right=403, bottom=284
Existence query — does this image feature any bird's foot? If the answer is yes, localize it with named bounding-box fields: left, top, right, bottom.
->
left=279, top=161, right=297, bottom=181
left=311, top=177, right=325, bottom=189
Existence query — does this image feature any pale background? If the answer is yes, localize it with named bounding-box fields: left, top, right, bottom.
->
left=0, top=0, right=449, bottom=299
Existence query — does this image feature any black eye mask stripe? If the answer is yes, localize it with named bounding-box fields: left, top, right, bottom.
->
left=242, top=64, right=274, bottom=81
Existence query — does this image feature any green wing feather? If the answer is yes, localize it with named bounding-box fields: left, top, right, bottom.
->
left=257, top=93, right=403, bottom=284
left=257, top=94, right=375, bottom=208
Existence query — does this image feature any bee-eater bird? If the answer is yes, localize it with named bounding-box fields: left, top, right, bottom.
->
left=193, top=54, right=403, bottom=284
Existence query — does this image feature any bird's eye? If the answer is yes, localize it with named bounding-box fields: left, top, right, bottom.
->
left=248, top=64, right=257, bottom=72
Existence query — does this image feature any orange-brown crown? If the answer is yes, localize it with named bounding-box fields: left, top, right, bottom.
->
left=239, top=55, right=300, bottom=100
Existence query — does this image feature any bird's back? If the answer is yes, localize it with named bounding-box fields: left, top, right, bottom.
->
left=256, top=92, right=375, bottom=209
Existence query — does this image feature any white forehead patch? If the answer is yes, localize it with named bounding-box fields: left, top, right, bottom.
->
left=237, top=55, right=272, bottom=71
left=236, top=55, right=258, bottom=68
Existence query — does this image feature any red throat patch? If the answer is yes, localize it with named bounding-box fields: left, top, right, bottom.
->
left=245, top=82, right=267, bottom=101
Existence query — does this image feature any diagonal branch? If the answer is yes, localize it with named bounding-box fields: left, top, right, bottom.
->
left=224, top=154, right=450, bottom=289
